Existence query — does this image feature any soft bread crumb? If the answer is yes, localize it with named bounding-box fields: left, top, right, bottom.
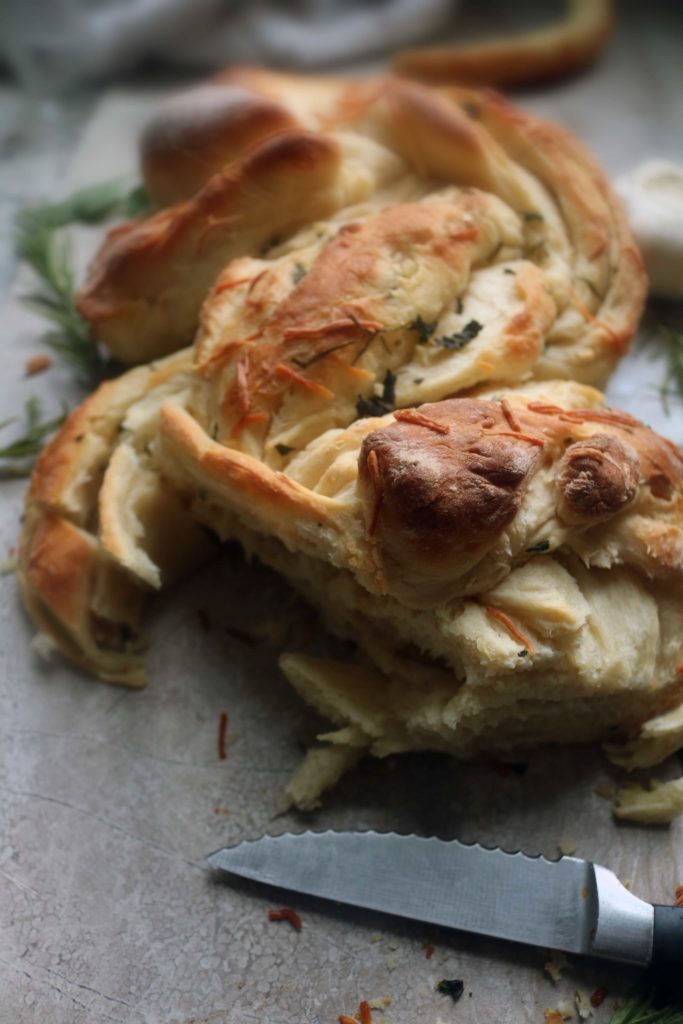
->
left=544, top=952, right=569, bottom=983
left=613, top=777, right=683, bottom=824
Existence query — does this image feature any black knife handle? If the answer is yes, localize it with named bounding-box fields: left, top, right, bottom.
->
left=651, top=905, right=683, bottom=972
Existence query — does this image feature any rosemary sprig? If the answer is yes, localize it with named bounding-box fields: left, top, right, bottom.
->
left=14, top=179, right=150, bottom=383
left=15, top=216, right=104, bottom=381
left=609, top=987, right=683, bottom=1024
left=16, top=178, right=150, bottom=232
left=0, top=396, right=67, bottom=478
left=658, top=325, right=683, bottom=414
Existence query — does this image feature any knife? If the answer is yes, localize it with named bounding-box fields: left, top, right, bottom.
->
left=208, top=831, right=683, bottom=972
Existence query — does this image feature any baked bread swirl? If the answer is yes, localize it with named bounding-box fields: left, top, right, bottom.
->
left=77, top=74, right=645, bottom=392
left=17, top=349, right=216, bottom=685
left=18, top=360, right=683, bottom=804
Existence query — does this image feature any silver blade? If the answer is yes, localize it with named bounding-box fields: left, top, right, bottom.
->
left=208, top=831, right=654, bottom=965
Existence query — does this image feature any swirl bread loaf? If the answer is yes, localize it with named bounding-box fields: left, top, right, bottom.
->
left=21, top=72, right=682, bottom=807
left=18, top=354, right=683, bottom=804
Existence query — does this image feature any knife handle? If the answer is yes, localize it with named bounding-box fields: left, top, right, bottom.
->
left=651, top=906, right=683, bottom=971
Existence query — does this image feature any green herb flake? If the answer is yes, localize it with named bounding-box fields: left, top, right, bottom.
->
left=0, top=397, right=67, bottom=478
left=437, top=979, right=464, bottom=1003
left=461, top=101, right=481, bottom=120
left=410, top=315, right=437, bottom=344
left=503, top=267, right=515, bottom=275
left=522, top=211, right=544, bottom=223
left=275, top=443, right=296, bottom=456
left=436, top=319, right=482, bottom=351
left=577, top=275, right=603, bottom=302
left=355, top=369, right=397, bottom=420
left=413, top=377, right=424, bottom=385
left=526, top=540, right=550, bottom=554
left=292, top=263, right=307, bottom=285
left=292, top=339, right=356, bottom=369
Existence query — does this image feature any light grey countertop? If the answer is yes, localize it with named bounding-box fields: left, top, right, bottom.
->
left=1, top=5, right=683, bottom=1023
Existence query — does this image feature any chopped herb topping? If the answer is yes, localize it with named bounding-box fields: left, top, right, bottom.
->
left=526, top=540, right=550, bottom=553
left=503, top=267, right=515, bottom=275
left=455, top=297, right=464, bottom=315
left=275, top=443, right=296, bottom=456
left=413, top=377, right=424, bottom=385
left=435, top=319, right=482, bottom=351
left=522, top=211, right=544, bottom=223
left=292, top=339, right=356, bottom=369
left=382, top=369, right=396, bottom=406
left=0, top=397, right=67, bottom=478
left=292, top=262, right=307, bottom=284
left=518, top=649, right=529, bottom=658
left=355, top=370, right=397, bottom=419
left=461, top=101, right=481, bottom=120
left=410, top=315, right=437, bottom=344
left=437, top=979, right=464, bottom=1003
left=578, top=275, right=603, bottom=302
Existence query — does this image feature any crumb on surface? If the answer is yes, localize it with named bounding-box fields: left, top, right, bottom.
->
left=543, top=952, right=569, bottom=983
left=25, top=354, right=53, bottom=376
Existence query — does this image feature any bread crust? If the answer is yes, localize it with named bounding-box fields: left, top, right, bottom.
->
left=78, top=73, right=645, bottom=386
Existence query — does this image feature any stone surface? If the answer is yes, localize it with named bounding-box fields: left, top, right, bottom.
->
left=1, top=6, right=682, bottom=1022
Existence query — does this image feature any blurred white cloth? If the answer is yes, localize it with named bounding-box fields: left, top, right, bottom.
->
left=2, top=0, right=458, bottom=91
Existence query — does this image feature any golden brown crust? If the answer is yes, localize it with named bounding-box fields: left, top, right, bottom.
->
left=557, top=433, right=640, bottom=524
left=141, top=83, right=301, bottom=207
left=16, top=356, right=683, bottom=790
left=393, top=0, right=614, bottom=87
left=358, top=398, right=543, bottom=570
left=77, top=132, right=346, bottom=362
left=79, top=71, right=644, bottom=389
left=18, top=349, right=215, bottom=685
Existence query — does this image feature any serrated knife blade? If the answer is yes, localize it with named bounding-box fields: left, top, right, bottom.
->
left=207, top=831, right=667, bottom=968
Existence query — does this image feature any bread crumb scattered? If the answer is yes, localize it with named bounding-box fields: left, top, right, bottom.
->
left=613, top=778, right=683, bottom=824
left=575, top=989, right=593, bottom=1018
left=367, top=997, right=392, bottom=1010
left=25, top=354, right=53, bottom=376
left=544, top=952, right=569, bottom=983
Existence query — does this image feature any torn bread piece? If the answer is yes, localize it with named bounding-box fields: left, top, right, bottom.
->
left=18, top=349, right=216, bottom=685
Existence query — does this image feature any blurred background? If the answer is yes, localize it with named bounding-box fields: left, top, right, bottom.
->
left=0, top=0, right=681, bottom=297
